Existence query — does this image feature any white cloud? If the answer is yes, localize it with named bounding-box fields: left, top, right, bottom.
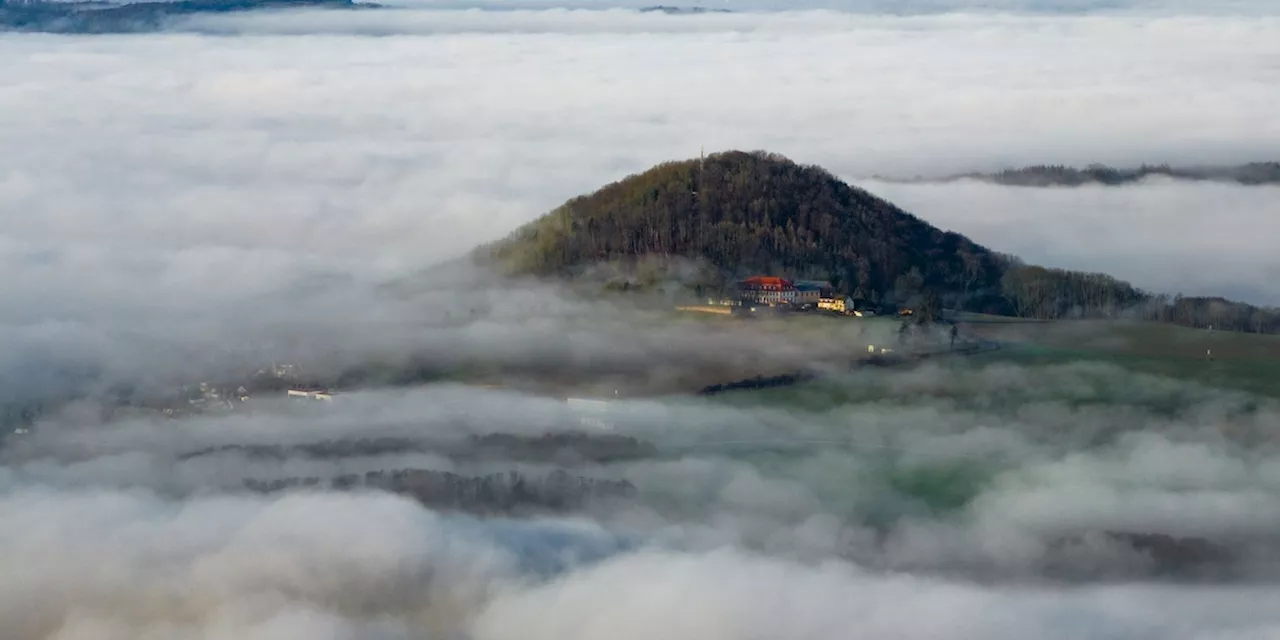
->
left=7, top=365, right=1280, bottom=574
left=0, top=489, right=520, bottom=639
left=860, top=179, right=1280, bottom=304
left=3, top=484, right=1280, bottom=640
left=475, top=549, right=1280, bottom=640
left=3, top=360, right=1280, bottom=637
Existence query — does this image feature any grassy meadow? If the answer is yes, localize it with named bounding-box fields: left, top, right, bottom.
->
left=957, top=317, right=1280, bottom=398
left=705, top=314, right=1279, bottom=406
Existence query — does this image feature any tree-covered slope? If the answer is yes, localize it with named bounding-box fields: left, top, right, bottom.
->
left=483, top=150, right=1009, bottom=308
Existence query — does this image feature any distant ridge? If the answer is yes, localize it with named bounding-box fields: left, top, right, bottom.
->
left=639, top=5, right=732, bottom=14
left=877, top=162, right=1280, bottom=187
left=0, top=0, right=376, bottom=33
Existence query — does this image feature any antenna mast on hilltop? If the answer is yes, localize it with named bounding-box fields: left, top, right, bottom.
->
left=693, top=145, right=705, bottom=197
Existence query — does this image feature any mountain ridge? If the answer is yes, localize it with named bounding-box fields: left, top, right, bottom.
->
left=0, top=0, right=374, bottom=33
left=877, top=161, right=1280, bottom=187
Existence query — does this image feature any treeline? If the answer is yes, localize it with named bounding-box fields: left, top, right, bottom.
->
left=999, top=263, right=1148, bottom=319
left=1140, top=294, right=1280, bottom=334
left=954, top=162, right=1280, bottom=187
left=638, top=5, right=732, bottom=13
left=246, top=468, right=637, bottom=514
left=998, top=263, right=1280, bottom=334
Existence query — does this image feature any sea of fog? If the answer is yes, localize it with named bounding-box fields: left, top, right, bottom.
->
left=5, top=360, right=1280, bottom=638
left=3, top=3, right=1280, bottom=638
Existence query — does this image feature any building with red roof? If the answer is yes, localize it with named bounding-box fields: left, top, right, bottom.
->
left=738, top=275, right=798, bottom=305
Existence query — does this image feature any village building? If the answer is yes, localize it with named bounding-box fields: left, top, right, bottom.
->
left=566, top=397, right=615, bottom=430
left=287, top=388, right=334, bottom=401
left=818, top=295, right=854, bottom=313
left=818, top=294, right=875, bottom=316
left=738, top=276, right=797, bottom=306
left=707, top=296, right=744, bottom=307
left=792, top=280, right=832, bottom=306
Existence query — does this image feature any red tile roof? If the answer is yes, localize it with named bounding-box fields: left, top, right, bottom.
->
left=741, top=276, right=795, bottom=290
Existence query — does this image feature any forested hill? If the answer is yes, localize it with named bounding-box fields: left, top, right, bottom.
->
left=483, top=150, right=1011, bottom=310
left=479, top=150, right=1280, bottom=333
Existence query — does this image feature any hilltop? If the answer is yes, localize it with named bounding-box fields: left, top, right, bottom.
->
left=480, top=150, right=1280, bottom=333
left=483, top=150, right=1012, bottom=312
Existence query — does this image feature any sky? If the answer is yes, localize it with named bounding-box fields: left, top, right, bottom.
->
left=3, top=5, right=1280, bottom=639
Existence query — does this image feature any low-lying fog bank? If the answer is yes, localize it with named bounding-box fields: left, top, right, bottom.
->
left=5, top=362, right=1280, bottom=637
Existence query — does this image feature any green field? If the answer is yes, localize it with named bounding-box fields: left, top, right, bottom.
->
left=957, top=318, right=1280, bottom=397
left=440, top=306, right=1278, bottom=402
left=703, top=316, right=1280, bottom=405
left=957, top=315, right=1280, bottom=358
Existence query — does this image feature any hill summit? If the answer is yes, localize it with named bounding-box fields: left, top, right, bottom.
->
left=483, top=150, right=1008, bottom=309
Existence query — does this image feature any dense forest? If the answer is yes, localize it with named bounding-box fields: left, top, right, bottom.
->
left=921, top=162, right=1280, bottom=187
left=246, top=467, right=636, bottom=514
left=484, top=151, right=1012, bottom=312
left=481, top=151, right=1280, bottom=334
left=997, top=261, right=1280, bottom=333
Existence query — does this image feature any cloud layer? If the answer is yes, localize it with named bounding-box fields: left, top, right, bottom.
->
left=3, top=9, right=1280, bottom=638
left=5, top=361, right=1280, bottom=639
left=862, top=178, right=1280, bottom=304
